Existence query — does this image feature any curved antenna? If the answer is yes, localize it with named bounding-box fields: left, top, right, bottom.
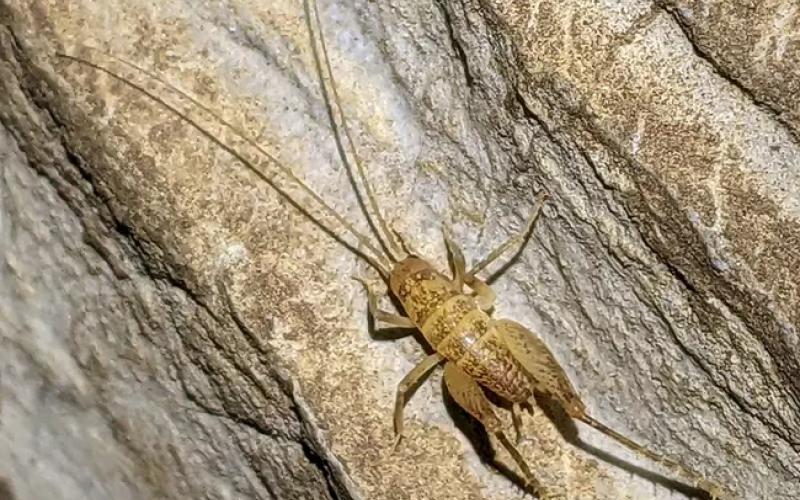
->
left=303, top=0, right=405, bottom=263
left=57, top=49, right=392, bottom=278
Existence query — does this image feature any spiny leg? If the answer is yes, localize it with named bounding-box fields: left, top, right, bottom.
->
left=442, top=227, right=466, bottom=290
left=443, top=362, right=549, bottom=497
left=464, top=273, right=496, bottom=311
left=442, top=227, right=497, bottom=310
left=468, top=191, right=548, bottom=276
left=393, top=353, right=444, bottom=450
left=353, top=278, right=415, bottom=328
left=511, top=403, right=524, bottom=444
left=495, top=319, right=729, bottom=498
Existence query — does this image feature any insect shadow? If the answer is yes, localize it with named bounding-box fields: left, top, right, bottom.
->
left=0, top=477, right=16, bottom=500
left=536, top=394, right=713, bottom=500
left=442, top=388, right=712, bottom=500
left=441, top=386, right=713, bottom=499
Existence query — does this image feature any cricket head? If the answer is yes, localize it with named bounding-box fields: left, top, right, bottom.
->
left=388, top=255, right=429, bottom=300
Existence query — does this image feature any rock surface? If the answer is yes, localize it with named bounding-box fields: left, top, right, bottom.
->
left=1, top=0, right=798, bottom=499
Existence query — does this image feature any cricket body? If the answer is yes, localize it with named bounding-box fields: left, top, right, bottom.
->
left=57, top=0, right=730, bottom=498
left=378, top=216, right=726, bottom=500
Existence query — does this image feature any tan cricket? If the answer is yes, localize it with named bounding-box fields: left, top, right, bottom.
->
left=56, top=0, right=728, bottom=498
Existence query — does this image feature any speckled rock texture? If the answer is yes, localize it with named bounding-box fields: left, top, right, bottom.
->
left=1, top=1, right=798, bottom=499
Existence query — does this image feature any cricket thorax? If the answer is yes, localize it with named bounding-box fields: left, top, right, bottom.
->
left=389, top=257, right=536, bottom=402
left=389, top=257, right=459, bottom=326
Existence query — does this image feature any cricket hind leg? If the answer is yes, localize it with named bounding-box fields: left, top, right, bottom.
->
left=576, top=414, right=730, bottom=500
left=443, top=362, right=552, bottom=498
left=511, top=402, right=524, bottom=443
left=496, top=319, right=729, bottom=499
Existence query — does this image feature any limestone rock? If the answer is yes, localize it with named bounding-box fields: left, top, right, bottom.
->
left=1, top=1, right=798, bottom=499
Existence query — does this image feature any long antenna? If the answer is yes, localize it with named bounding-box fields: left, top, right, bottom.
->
left=303, top=0, right=405, bottom=263
left=57, top=48, right=392, bottom=278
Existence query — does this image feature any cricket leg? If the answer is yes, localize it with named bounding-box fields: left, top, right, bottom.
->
left=354, top=277, right=415, bottom=327
left=443, top=362, right=551, bottom=498
left=393, top=353, right=444, bottom=450
left=442, top=226, right=497, bottom=310
left=511, top=402, right=524, bottom=444
left=497, top=319, right=728, bottom=499
left=464, top=273, right=496, bottom=311
left=575, top=412, right=730, bottom=500
left=468, top=191, right=548, bottom=276
left=443, top=227, right=466, bottom=291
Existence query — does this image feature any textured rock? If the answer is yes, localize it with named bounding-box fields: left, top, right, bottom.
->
left=1, top=0, right=798, bottom=499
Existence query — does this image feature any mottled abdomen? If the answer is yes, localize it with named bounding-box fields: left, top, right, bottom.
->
left=453, top=326, right=536, bottom=403
left=389, top=257, right=536, bottom=403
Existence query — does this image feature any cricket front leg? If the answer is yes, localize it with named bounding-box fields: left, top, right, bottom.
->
left=443, top=225, right=497, bottom=310
left=468, top=191, right=548, bottom=276
left=354, top=277, right=415, bottom=328
left=443, top=226, right=466, bottom=291
left=464, top=273, right=496, bottom=311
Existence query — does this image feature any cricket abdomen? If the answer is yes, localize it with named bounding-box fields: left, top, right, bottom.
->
left=455, top=327, right=536, bottom=403
left=389, top=257, right=536, bottom=403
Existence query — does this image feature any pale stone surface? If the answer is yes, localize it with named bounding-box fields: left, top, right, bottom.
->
left=1, top=0, right=798, bottom=499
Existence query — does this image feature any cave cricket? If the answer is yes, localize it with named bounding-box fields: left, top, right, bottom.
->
left=57, top=0, right=729, bottom=498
